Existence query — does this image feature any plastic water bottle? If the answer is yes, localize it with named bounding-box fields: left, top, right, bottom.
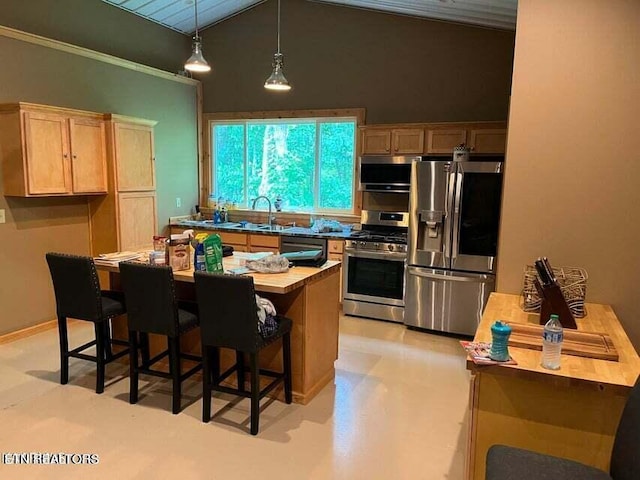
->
left=541, top=314, right=563, bottom=370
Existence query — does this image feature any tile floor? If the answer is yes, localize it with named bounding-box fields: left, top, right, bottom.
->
left=0, top=315, right=470, bottom=480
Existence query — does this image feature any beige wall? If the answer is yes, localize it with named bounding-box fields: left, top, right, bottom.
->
left=497, top=0, right=640, bottom=349
left=0, top=34, right=198, bottom=335
left=0, top=0, right=191, bottom=72
left=199, top=0, right=515, bottom=123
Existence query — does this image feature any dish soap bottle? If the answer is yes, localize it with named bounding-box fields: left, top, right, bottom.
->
left=541, top=314, right=563, bottom=370
left=274, top=195, right=282, bottom=212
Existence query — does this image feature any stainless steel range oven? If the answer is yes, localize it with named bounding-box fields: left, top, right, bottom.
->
left=342, top=210, right=408, bottom=323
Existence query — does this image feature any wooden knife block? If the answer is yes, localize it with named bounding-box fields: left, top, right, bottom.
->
left=534, top=279, right=577, bottom=329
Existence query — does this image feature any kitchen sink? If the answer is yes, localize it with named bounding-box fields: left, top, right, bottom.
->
left=253, top=224, right=289, bottom=231
left=177, top=219, right=291, bottom=232
left=216, top=222, right=243, bottom=228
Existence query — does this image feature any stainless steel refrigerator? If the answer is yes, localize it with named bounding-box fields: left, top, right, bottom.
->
left=404, top=157, right=503, bottom=335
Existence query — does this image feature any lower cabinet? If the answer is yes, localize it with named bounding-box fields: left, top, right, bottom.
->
left=328, top=240, right=344, bottom=303
left=217, top=232, right=248, bottom=252
left=248, top=234, right=280, bottom=253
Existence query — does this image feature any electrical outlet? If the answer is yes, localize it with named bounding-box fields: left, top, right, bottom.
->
left=0, top=209, right=5, bottom=224
left=176, top=197, right=182, bottom=208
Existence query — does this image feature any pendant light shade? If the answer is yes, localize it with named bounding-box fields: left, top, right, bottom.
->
left=185, top=0, right=211, bottom=73
left=264, top=0, right=291, bottom=91
left=264, top=53, right=290, bottom=91
left=185, top=39, right=210, bottom=72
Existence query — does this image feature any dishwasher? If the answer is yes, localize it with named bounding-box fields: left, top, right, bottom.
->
left=280, top=235, right=328, bottom=266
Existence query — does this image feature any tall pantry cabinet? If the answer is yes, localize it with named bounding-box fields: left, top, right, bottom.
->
left=89, top=115, right=158, bottom=255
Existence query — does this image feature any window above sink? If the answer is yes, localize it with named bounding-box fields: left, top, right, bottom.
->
left=204, top=109, right=365, bottom=216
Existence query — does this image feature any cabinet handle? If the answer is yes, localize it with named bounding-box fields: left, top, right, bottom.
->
left=63, top=154, right=68, bottom=158
left=73, top=155, right=77, bottom=159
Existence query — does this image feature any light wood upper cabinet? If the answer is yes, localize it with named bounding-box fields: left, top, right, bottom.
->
left=113, top=122, right=155, bottom=191
left=426, top=129, right=468, bottom=154
left=392, top=129, right=424, bottom=154
left=69, top=118, right=107, bottom=193
left=469, top=129, right=507, bottom=154
left=361, top=129, right=392, bottom=155
left=362, top=128, right=425, bottom=155
left=360, top=122, right=508, bottom=157
left=0, top=103, right=108, bottom=196
left=23, top=111, right=70, bottom=194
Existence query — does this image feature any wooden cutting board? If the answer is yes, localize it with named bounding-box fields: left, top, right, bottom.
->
left=507, top=323, right=619, bottom=361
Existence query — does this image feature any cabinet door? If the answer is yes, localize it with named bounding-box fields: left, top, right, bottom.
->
left=69, top=118, right=107, bottom=193
left=361, top=129, right=392, bottom=155
left=426, top=129, right=467, bottom=154
left=23, top=111, right=70, bottom=194
left=328, top=240, right=344, bottom=254
left=328, top=252, right=343, bottom=303
left=218, top=232, right=248, bottom=247
left=392, top=129, right=424, bottom=154
left=249, top=234, right=280, bottom=250
left=469, top=129, right=507, bottom=154
left=113, top=123, right=155, bottom=191
left=117, top=192, right=157, bottom=251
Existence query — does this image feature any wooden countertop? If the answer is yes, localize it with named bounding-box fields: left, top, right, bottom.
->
left=97, top=254, right=341, bottom=295
left=468, top=293, right=640, bottom=391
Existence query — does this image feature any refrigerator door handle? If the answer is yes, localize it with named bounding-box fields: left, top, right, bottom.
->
left=451, top=172, right=463, bottom=261
left=408, top=267, right=493, bottom=283
left=444, top=170, right=456, bottom=261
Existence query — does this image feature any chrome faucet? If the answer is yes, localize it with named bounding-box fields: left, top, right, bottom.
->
left=251, top=196, right=273, bottom=226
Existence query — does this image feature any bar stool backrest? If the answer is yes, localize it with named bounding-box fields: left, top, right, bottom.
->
left=610, top=374, right=640, bottom=480
left=119, top=262, right=179, bottom=337
left=194, top=272, right=260, bottom=353
left=46, top=253, right=103, bottom=322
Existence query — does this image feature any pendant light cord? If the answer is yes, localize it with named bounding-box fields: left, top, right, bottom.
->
left=277, top=0, right=281, bottom=54
left=194, top=0, right=200, bottom=40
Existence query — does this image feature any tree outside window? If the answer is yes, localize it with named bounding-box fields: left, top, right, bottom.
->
left=212, top=118, right=356, bottom=213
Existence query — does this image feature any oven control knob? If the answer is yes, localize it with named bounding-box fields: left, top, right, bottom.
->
left=388, top=244, right=395, bottom=252
left=359, top=241, right=366, bottom=247
left=374, top=243, right=380, bottom=248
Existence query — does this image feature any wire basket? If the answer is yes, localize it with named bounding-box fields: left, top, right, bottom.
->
left=521, top=265, right=588, bottom=318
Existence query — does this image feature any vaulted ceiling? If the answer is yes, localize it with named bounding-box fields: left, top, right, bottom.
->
left=102, top=0, right=517, bottom=34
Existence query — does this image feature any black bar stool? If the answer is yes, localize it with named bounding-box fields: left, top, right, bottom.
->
left=194, top=271, right=292, bottom=435
left=45, top=252, right=129, bottom=394
left=119, top=262, right=202, bottom=414
left=486, top=375, right=640, bottom=480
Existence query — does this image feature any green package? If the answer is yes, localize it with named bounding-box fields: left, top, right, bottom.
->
left=203, top=234, right=224, bottom=274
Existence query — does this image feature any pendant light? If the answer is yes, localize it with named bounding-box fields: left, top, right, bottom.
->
left=264, top=0, right=291, bottom=91
left=185, top=0, right=211, bottom=73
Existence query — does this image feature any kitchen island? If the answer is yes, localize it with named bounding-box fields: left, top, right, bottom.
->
left=465, top=293, right=640, bottom=480
left=100, top=256, right=341, bottom=405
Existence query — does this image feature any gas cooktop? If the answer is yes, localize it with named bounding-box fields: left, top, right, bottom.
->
left=349, top=230, right=408, bottom=245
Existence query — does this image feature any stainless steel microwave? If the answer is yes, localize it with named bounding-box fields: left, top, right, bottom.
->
left=358, top=155, right=419, bottom=193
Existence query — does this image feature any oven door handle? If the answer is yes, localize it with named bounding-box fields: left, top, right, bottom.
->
left=344, top=249, right=407, bottom=261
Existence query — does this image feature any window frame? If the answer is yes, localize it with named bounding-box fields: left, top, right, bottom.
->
left=203, top=108, right=365, bottom=216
